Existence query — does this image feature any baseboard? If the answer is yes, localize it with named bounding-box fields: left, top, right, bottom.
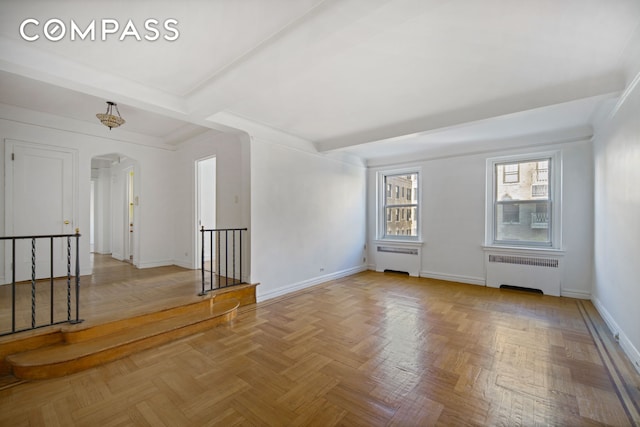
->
left=592, top=297, right=640, bottom=375
left=136, top=260, right=174, bottom=269
left=561, top=288, right=591, bottom=299
left=172, top=260, right=194, bottom=270
left=257, top=265, right=367, bottom=302
left=419, top=270, right=485, bottom=286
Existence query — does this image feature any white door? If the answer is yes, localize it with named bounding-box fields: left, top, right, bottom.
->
left=5, top=141, right=75, bottom=282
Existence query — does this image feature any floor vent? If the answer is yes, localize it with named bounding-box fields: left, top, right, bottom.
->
left=488, top=254, right=558, bottom=268
left=500, top=284, right=544, bottom=294
left=383, top=269, right=410, bottom=275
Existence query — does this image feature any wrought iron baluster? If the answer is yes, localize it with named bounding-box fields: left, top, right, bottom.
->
left=217, top=231, right=220, bottom=289
left=67, top=236, right=71, bottom=321
left=50, top=237, right=54, bottom=325
left=11, top=239, right=16, bottom=333
left=209, top=230, right=213, bottom=291
left=199, top=226, right=205, bottom=296
left=31, top=238, right=36, bottom=329
left=232, top=230, right=236, bottom=284
left=225, top=230, right=229, bottom=287
left=74, top=230, right=81, bottom=324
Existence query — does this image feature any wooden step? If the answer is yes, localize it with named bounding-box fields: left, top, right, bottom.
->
left=6, top=298, right=239, bottom=380
left=62, top=297, right=224, bottom=343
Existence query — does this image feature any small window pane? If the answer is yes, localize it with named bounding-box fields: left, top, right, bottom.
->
left=496, top=201, right=550, bottom=243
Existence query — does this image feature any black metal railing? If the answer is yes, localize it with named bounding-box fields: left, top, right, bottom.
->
left=200, top=227, right=247, bottom=296
left=1, top=231, right=82, bottom=336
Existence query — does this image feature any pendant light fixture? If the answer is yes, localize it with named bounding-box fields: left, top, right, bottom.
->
left=96, top=101, right=125, bottom=130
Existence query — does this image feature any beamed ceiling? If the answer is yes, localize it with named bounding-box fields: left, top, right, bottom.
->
left=1, top=0, right=639, bottom=163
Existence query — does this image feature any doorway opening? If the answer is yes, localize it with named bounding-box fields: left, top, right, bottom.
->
left=124, top=167, right=135, bottom=263
left=90, top=153, right=139, bottom=268
left=195, top=156, right=216, bottom=270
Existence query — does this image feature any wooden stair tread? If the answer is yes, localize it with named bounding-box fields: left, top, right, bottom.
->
left=7, top=299, right=239, bottom=379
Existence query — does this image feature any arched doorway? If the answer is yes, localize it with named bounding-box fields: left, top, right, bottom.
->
left=90, top=153, right=139, bottom=267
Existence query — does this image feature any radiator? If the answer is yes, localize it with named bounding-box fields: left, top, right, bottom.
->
left=485, top=252, right=563, bottom=296
left=375, top=245, right=421, bottom=277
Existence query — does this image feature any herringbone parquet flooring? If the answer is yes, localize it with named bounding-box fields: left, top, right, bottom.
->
left=1, top=269, right=639, bottom=426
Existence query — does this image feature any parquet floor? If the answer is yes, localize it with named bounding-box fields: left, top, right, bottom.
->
left=1, top=265, right=640, bottom=426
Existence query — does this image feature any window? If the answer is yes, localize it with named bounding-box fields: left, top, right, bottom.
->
left=535, top=160, right=548, bottom=182
left=503, top=164, right=519, bottom=183
left=380, top=171, right=419, bottom=239
left=487, top=152, right=561, bottom=248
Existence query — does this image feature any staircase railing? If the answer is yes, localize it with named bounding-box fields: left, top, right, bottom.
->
left=200, top=227, right=247, bottom=296
left=1, top=230, right=82, bottom=336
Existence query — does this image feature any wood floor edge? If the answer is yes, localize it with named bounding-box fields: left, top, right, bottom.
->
left=577, top=300, right=640, bottom=425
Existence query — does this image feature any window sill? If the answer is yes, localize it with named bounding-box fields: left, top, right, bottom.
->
left=482, top=245, right=565, bottom=257
left=375, top=239, right=424, bottom=247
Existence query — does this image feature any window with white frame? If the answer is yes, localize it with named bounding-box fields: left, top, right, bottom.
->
left=486, top=152, right=561, bottom=248
left=380, top=171, right=419, bottom=239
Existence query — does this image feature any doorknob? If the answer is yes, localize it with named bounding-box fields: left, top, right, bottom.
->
left=64, top=220, right=70, bottom=225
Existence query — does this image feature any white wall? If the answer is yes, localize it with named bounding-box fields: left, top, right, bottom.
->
left=250, top=137, right=367, bottom=300
left=367, top=139, right=594, bottom=297
left=592, top=75, right=640, bottom=373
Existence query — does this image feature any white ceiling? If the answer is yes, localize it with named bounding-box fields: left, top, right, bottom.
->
left=0, top=0, right=638, bottom=162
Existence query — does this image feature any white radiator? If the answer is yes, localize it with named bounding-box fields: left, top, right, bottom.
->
left=485, top=251, right=563, bottom=296
left=375, top=244, right=421, bottom=277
